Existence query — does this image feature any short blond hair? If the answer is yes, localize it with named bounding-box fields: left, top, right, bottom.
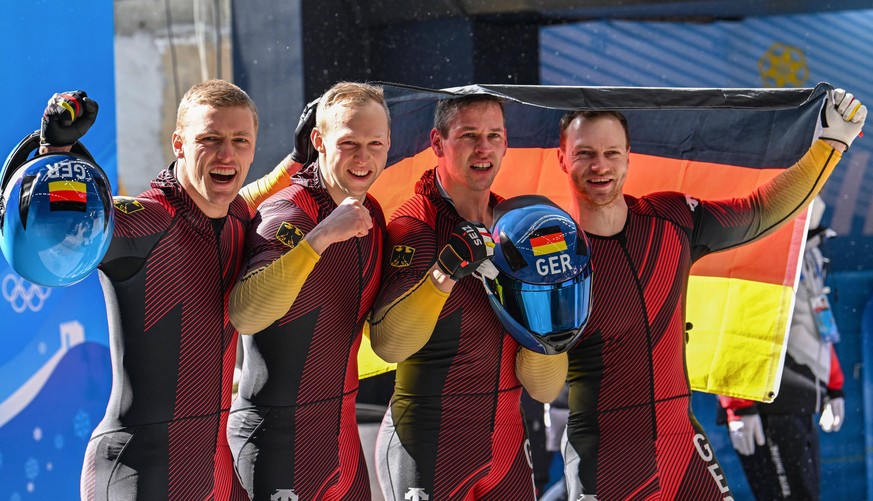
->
left=315, top=82, right=390, bottom=134
left=175, top=79, right=259, bottom=131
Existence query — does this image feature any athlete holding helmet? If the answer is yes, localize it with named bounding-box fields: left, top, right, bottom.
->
left=4, top=83, right=302, bottom=500
left=369, top=94, right=580, bottom=500
left=483, top=194, right=593, bottom=356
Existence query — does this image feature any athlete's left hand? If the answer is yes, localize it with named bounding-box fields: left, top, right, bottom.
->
left=820, top=397, right=844, bottom=432
left=289, top=98, right=319, bottom=165
left=437, top=221, right=495, bottom=280
left=40, top=90, right=99, bottom=146
left=819, top=88, right=866, bottom=150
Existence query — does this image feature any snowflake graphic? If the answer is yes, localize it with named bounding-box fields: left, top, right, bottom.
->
left=24, top=457, right=39, bottom=480
left=73, top=410, right=92, bottom=440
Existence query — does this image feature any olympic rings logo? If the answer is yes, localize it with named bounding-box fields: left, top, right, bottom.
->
left=2, top=274, right=51, bottom=313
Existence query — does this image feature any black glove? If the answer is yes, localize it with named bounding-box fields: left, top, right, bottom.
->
left=437, top=221, right=495, bottom=280
left=289, top=98, right=319, bottom=164
left=40, top=91, right=99, bottom=147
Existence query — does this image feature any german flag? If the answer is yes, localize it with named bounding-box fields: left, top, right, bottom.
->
left=361, top=83, right=828, bottom=402
left=529, top=226, right=567, bottom=256
left=48, top=180, right=87, bottom=212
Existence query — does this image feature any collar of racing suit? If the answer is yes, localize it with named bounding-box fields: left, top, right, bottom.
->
left=416, top=168, right=503, bottom=220
left=149, top=162, right=248, bottom=239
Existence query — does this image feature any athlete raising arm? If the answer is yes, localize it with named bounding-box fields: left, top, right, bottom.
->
left=556, top=89, right=865, bottom=500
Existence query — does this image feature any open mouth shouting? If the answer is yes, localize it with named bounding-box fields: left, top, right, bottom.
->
left=209, top=167, right=237, bottom=184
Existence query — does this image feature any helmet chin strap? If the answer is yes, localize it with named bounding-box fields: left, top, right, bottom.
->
left=473, top=260, right=500, bottom=281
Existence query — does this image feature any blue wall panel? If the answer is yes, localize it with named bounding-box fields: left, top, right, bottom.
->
left=542, top=11, right=873, bottom=499
left=541, top=10, right=873, bottom=273
left=0, top=1, right=116, bottom=499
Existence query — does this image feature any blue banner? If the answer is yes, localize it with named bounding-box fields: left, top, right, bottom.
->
left=541, top=10, right=873, bottom=272
left=0, top=1, right=116, bottom=498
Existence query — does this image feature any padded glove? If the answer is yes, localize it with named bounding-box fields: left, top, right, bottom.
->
left=437, top=221, right=494, bottom=280
left=727, top=413, right=765, bottom=456
left=289, top=98, right=319, bottom=164
left=40, top=91, right=98, bottom=147
left=819, top=88, right=866, bottom=150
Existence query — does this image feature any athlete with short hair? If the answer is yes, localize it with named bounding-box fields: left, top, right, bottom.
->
left=227, top=81, right=391, bottom=500
left=555, top=90, right=866, bottom=500
left=28, top=81, right=299, bottom=500
left=370, top=94, right=568, bottom=500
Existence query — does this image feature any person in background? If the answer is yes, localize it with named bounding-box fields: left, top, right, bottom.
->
left=719, top=196, right=845, bottom=501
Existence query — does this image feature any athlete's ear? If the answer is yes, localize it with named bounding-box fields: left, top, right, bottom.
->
left=430, top=128, right=444, bottom=157
left=312, top=127, right=326, bottom=154
left=557, top=147, right=566, bottom=173
left=172, top=132, right=184, bottom=158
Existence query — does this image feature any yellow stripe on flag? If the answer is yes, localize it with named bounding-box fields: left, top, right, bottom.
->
left=48, top=180, right=86, bottom=193
left=686, top=275, right=793, bottom=402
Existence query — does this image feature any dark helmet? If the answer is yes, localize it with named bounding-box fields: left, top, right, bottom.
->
left=0, top=132, right=114, bottom=287
left=483, top=195, right=592, bottom=355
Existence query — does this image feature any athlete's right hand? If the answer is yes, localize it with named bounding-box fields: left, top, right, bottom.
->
left=727, top=413, right=765, bottom=456
left=289, top=98, right=319, bottom=165
left=437, top=221, right=494, bottom=280
left=40, top=91, right=99, bottom=146
left=306, top=197, right=373, bottom=254
left=819, top=88, right=866, bottom=150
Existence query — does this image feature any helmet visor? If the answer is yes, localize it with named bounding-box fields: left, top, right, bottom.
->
left=491, top=272, right=592, bottom=339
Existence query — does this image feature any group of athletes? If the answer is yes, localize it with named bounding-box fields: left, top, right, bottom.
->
left=28, top=79, right=865, bottom=500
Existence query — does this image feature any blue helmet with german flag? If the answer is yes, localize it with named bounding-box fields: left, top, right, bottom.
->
left=483, top=195, right=592, bottom=355
left=0, top=131, right=114, bottom=287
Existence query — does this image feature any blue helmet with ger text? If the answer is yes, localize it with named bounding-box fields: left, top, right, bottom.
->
left=484, top=195, right=592, bottom=355
left=0, top=132, right=114, bottom=287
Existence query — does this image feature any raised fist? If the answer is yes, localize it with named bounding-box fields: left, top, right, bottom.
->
left=437, top=221, right=495, bottom=280
left=819, top=88, right=866, bottom=150
left=289, top=98, right=319, bottom=165
left=40, top=91, right=99, bottom=147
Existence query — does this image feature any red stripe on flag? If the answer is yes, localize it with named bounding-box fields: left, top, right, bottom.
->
left=49, top=190, right=87, bottom=203
left=530, top=232, right=564, bottom=248
left=372, top=147, right=802, bottom=287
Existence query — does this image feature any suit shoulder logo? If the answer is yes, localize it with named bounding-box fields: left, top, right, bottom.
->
left=113, top=197, right=145, bottom=214
left=390, top=245, right=415, bottom=267
left=684, top=194, right=699, bottom=212
left=276, top=222, right=305, bottom=248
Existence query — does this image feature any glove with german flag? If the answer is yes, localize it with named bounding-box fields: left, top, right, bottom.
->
left=40, top=90, right=99, bottom=147
left=437, top=221, right=494, bottom=280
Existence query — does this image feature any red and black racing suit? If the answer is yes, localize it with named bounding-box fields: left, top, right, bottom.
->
left=564, top=140, right=843, bottom=500
left=80, top=166, right=249, bottom=501
left=227, top=164, right=383, bottom=500
left=371, top=169, right=538, bottom=501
